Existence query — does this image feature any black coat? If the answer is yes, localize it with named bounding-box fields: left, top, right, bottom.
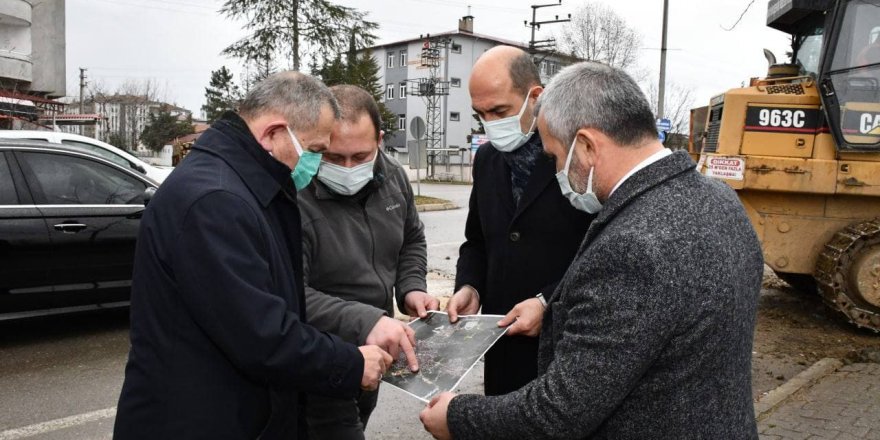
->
left=455, top=134, right=593, bottom=395
left=114, top=113, right=363, bottom=440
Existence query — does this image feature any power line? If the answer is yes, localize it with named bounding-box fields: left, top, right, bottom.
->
left=87, top=0, right=215, bottom=15
left=524, top=1, right=571, bottom=54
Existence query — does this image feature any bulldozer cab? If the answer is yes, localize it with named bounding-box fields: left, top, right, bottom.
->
left=767, top=0, right=880, bottom=152
left=816, top=0, right=880, bottom=151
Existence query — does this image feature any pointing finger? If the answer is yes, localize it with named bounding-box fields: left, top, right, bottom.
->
left=399, top=329, right=419, bottom=372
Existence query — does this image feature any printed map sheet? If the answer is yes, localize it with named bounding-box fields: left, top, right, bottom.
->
left=382, top=311, right=508, bottom=402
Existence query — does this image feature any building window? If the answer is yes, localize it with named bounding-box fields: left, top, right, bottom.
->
left=386, top=84, right=394, bottom=100
left=451, top=43, right=462, bottom=54
left=450, top=77, right=461, bottom=88
left=450, top=112, right=460, bottom=121
left=400, top=82, right=407, bottom=99
left=398, top=114, right=406, bottom=130
left=400, top=51, right=407, bottom=66
left=387, top=52, right=395, bottom=68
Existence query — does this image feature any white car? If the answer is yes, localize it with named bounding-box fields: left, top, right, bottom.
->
left=0, top=130, right=172, bottom=183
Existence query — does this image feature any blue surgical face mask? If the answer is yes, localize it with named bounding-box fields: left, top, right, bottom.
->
left=317, top=150, right=378, bottom=196
left=480, top=87, right=538, bottom=153
left=556, top=137, right=603, bottom=214
left=287, top=126, right=322, bottom=191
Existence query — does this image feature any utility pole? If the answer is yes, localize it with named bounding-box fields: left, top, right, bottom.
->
left=79, top=67, right=87, bottom=114
left=524, top=1, right=571, bottom=55
left=658, top=0, right=669, bottom=119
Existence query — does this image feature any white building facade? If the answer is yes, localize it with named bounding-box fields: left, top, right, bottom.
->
left=73, top=96, right=191, bottom=153
left=364, top=15, right=574, bottom=170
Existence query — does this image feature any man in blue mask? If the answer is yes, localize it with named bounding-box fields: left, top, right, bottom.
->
left=114, top=72, right=393, bottom=440
left=446, top=45, right=594, bottom=396
left=297, top=85, right=437, bottom=440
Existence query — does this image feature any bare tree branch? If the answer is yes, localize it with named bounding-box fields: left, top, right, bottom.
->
left=721, top=0, right=757, bottom=31
left=556, top=2, right=643, bottom=74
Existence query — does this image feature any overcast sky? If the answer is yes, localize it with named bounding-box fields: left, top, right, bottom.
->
left=66, top=0, right=791, bottom=117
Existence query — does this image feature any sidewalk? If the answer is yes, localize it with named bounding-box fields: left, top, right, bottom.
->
left=758, top=362, right=880, bottom=439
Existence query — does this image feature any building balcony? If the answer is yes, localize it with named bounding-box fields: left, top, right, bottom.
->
left=0, top=0, right=31, bottom=27
left=0, top=51, right=32, bottom=83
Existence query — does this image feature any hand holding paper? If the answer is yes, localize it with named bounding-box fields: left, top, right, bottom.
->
left=420, top=392, right=456, bottom=440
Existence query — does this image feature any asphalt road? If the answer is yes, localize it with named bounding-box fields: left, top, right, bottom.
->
left=2, top=182, right=874, bottom=440
left=0, top=183, right=473, bottom=440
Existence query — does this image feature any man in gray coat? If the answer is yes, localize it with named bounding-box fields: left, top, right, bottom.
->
left=299, top=85, right=438, bottom=439
left=420, top=62, right=763, bottom=439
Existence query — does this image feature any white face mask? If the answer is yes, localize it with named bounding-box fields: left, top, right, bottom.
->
left=480, top=87, right=538, bottom=153
left=316, top=150, right=378, bottom=196
left=555, top=137, right=603, bottom=214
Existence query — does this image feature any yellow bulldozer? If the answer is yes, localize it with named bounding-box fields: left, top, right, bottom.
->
left=690, top=0, right=880, bottom=331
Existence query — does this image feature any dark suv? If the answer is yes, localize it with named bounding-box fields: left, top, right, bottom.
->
left=0, top=139, right=158, bottom=319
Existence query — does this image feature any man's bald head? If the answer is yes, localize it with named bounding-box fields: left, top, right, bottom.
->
left=471, top=46, right=542, bottom=95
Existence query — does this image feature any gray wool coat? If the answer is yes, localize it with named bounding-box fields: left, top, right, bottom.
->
left=447, top=151, right=763, bottom=439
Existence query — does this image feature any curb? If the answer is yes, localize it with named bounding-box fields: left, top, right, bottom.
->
left=417, top=203, right=459, bottom=212
left=754, top=357, right=842, bottom=421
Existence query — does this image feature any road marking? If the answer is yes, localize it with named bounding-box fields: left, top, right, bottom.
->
left=427, top=241, right=463, bottom=249
left=0, top=407, right=116, bottom=440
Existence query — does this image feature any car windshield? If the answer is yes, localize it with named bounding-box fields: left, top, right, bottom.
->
left=826, top=0, right=880, bottom=148
left=830, top=0, right=880, bottom=71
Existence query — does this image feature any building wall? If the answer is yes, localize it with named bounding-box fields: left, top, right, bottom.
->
left=369, top=30, right=576, bottom=172
left=380, top=44, right=409, bottom=152
left=0, top=0, right=65, bottom=96
left=76, top=98, right=192, bottom=151
left=29, top=0, right=65, bottom=97
left=0, top=0, right=33, bottom=86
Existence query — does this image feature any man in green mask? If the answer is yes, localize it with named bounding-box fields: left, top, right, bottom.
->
left=115, top=72, right=392, bottom=440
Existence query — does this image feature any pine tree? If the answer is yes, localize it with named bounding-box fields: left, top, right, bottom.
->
left=202, top=66, right=242, bottom=123
left=220, top=0, right=377, bottom=73
left=315, top=52, right=397, bottom=135
left=314, top=30, right=398, bottom=135
left=348, top=53, right=398, bottom=135
left=140, top=111, right=195, bottom=152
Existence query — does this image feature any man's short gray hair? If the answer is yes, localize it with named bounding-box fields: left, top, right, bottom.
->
left=537, top=62, right=656, bottom=147
left=239, top=71, right=340, bottom=131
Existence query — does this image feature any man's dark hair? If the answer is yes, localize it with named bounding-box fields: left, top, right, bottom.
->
left=508, top=51, right=542, bottom=94
left=329, top=85, right=382, bottom=141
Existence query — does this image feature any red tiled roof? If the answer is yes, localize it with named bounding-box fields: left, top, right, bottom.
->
left=0, top=89, right=65, bottom=105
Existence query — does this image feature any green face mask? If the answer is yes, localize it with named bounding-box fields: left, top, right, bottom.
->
left=287, top=126, right=322, bottom=191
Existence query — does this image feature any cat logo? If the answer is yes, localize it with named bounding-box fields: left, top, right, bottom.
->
left=860, top=113, right=880, bottom=135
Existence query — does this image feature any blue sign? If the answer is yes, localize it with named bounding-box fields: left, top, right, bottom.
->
left=658, top=131, right=666, bottom=142
left=656, top=118, right=672, bottom=131
left=471, top=134, right=489, bottom=151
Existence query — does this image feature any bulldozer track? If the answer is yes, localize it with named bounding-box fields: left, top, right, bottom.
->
left=814, top=218, right=880, bottom=332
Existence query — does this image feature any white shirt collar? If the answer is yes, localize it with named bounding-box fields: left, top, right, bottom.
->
left=609, top=148, right=672, bottom=197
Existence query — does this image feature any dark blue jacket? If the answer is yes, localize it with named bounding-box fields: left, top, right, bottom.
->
left=114, top=113, right=363, bottom=439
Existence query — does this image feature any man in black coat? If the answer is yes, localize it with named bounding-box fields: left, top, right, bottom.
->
left=114, top=72, right=392, bottom=440
left=446, top=45, right=593, bottom=396
left=422, top=62, right=763, bottom=439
